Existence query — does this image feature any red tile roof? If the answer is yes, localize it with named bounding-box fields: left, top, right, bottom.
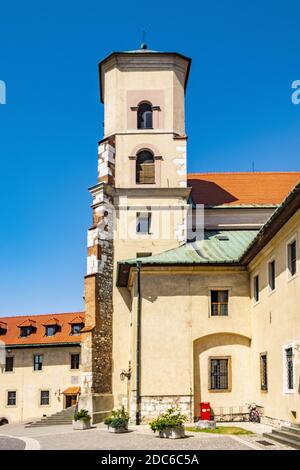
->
left=0, top=312, right=85, bottom=346
left=188, top=172, right=300, bottom=207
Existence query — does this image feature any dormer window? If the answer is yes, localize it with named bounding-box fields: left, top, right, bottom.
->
left=43, top=317, right=61, bottom=337
left=71, top=324, right=82, bottom=335
left=0, top=321, right=7, bottom=336
left=136, top=150, right=155, bottom=184
left=18, top=318, right=36, bottom=338
left=137, top=102, right=153, bottom=129
left=45, top=325, right=56, bottom=337
left=20, top=326, right=32, bottom=337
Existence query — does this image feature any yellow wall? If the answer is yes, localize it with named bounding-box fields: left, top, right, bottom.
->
left=0, top=345, right=81, bottom=423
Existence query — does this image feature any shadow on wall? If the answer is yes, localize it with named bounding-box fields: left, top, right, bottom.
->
left=193, top=332, right=251, bottom=417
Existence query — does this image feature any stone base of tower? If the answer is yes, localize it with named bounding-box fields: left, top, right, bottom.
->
left=78, top=393, right=114, bottom=424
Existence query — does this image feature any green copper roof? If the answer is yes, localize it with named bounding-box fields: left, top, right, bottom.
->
left=121, top=230, right=259, bottom=266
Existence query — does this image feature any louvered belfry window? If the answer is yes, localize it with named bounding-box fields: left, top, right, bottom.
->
left=136, top=150, right=155, bottom=184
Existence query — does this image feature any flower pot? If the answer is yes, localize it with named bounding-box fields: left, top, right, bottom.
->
left=72, top=419, right=91, bottom=430
left=158, top=426, right=185, bottom=439
left=108, top=425, right=129, bottom=433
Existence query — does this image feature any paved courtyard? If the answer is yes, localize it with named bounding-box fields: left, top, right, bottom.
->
left=0, top=422, right=294, bottom=451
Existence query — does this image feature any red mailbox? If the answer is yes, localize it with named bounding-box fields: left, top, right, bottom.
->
left=200, top=402, right=211, bottom=420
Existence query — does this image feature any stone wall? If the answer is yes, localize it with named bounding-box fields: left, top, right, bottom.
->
left=79, top=136, right=115, bottom=421
left=125, top=395, right=193, bottom=423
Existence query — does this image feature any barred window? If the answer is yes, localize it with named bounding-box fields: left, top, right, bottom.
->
left=260, top=353, right=268, bottom=391
left=210, top=358, right=230, bottom=391
left=210, top=290, right=229, bottom=316
left=40, top=390, right=50, bottom=406
left=7, top=391, right=16, bottom=406
left=285, top=347, right=294, bottom=391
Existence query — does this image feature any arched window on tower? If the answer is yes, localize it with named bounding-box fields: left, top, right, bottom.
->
left=137, top=102, right=153, bottom=129
left=136, top=150, right=155, bottom=184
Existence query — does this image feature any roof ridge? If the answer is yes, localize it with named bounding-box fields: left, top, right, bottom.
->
left=188, top=171, right=300, bottom=176
left=0, top=311, right=85, bottom=320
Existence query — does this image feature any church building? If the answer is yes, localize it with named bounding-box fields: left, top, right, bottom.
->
left=77, top=44, right=300, bottom=427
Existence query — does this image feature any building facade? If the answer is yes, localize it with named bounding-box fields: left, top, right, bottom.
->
left=78, top=45, right=300, bottom=426
left=1, top=45, right=300, bottom=427
left=0, top=312, right=84, bottom=423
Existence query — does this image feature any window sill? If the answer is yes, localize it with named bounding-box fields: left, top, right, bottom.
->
left=287, top=272, right=298, bottom=283
left=208, top=389, right=231, bottom=393
left=267, top=288, right=276, bottom=297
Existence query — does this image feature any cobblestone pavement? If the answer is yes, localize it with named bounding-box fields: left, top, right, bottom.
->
left=0, top=436, right=25, bottom=450
left=0, top=423, right=293, bottom=451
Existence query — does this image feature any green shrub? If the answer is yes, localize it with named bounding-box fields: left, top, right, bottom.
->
left=74, top=409, right=91, bottom=422
left=104, top=406, right=129, bottom=429
left=149, top=407, right=188, bottom=433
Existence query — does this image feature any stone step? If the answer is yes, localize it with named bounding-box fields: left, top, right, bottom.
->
left=25, top=421, right=72, bottom=427
left=282, top=426, right=300, bottom=436
left=263, top=431, right=300, bottom=450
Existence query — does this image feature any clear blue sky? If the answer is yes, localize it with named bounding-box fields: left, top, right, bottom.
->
left=0, top=0, right=300, bottom=315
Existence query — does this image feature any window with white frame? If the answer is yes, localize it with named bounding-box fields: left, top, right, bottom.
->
left=283, top=345, right=295, bottom=393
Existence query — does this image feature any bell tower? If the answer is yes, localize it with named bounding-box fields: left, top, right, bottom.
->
left=79, top=45, right=191, bottom=423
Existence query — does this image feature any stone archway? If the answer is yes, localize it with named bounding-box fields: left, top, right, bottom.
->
left=193, top=333, right=251, bottom=418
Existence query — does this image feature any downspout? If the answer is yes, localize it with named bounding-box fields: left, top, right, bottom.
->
left=136, top=260, right=142, bottom=425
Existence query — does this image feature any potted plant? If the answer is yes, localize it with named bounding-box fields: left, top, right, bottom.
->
left=73, top=409, right=91, bottom=430
left=149, top=407, right=187, bottom=439
left=104, top=406, right=129, bottom=433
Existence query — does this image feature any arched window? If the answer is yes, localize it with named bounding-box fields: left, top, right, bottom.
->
left=137, top=102, right=153, bottom=129
left=136, top=150, right=155, bottom=184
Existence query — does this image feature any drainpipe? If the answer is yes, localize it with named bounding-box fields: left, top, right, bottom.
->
left=136, top=261, right=142, bottom=425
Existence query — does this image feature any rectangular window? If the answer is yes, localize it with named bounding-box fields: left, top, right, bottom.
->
left=40, top=390, right=50, bottom=406
left=5, top=356, right=14, bottom=372
left=210, top=290, right=229, bottom=316
left=288, top=240, right=297, bottom=277
left=285, top=347, right=294, bottom=391
left=20, top=326, right=32, bottom=337
left=33, top=354, right=43, bottom=371
left=71, top=324, right=81, bottom=335
left=136, top=212, right=151, bottom=234
left=70, top=354, right=80, bottom=370
left=45, top=325, right=56, bottom=337
left=253, top=275, right=259, bottom=302
left=268, top=260, right=276, bottom=291
left=209, top=358, right=230, bottom=391
left=260, top=353, right=268, bottom=391
left=7, top=391, right=16, bottom=406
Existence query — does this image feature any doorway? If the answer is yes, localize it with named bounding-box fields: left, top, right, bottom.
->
left=65, top=394, right=77, bottom=408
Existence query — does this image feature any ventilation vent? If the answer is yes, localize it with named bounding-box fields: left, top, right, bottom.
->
left=216, top=234, right=230, bottom=241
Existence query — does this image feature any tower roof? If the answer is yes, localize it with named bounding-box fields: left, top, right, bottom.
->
left=98, top=48, right=191, bottom=103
